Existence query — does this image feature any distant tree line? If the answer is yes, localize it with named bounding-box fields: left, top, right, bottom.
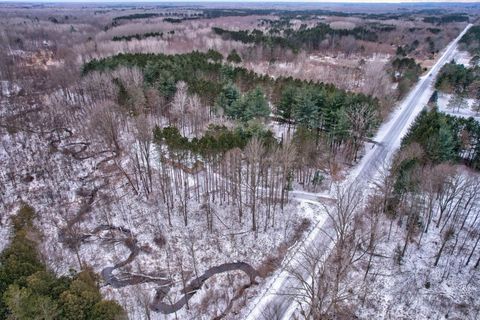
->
left=107, top=9, right=471, bottom=27
left=423, top=14, right=469, bottom=24
left=163, top=18, right=184, bottom=23
left=367, top=22, right=397, bottom=32
left=212, top=23, right=378, bottom=52
left=291, top=23, right=379, bottom=47
left=112, top=31, right=164, bottom=42
left=112, top=13, right=161, bottom=22
left=460, top=25, right=480, bottom=56
left=212, top=27, right=298, bottom=51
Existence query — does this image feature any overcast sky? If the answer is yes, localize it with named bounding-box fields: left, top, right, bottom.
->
left=0, top=0, right=478, bottom=3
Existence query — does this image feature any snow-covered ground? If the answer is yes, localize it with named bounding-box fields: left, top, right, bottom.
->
left=0, top=19, right=477, bottom=320
left=0, top=80, right=21, bottom=98
left=437, top=92, right=480, bottom=122
left=342, top=42, right=480, bottom=320
left=242, top=23, right=474, bottom=320
left=0, top=114, right=314, bottom=320
left=353, top=167, right=480, bottom=320
left=434, top=48, right=479, bottom=122
left=452, top=48, right=472, bottom=67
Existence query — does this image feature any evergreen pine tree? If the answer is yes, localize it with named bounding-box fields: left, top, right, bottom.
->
left=243, top=87, right=270, bottom=122
left=293, top=88, right=318, bottom=129
left=216, top=82, right=240, bottom=116
left=277, top=86, right=297, bottom=122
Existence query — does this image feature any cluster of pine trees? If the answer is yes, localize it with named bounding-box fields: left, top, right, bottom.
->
left=216, top=85, right=270, bottom=121
left=112, top=13, right=160, bottom=22
left=212, top=23, right=378, bottom=52
left=112, top=31, right=164, bottom=42
left=0, top=205, right=125, bottom=320
left=401, top=108, right=480, bottom=170
left=212, top=27, right=298, bottom=51
left=423, top=14, right=469, bottom=25
left=82, top=50, right=379, bottom=157
left=79, top=49, right=382, bottom=236
left=435, top=61, right=479, bottom=98
left=153, top=124, right=276, bottom=158
left=390, top=56, right=423, bottom=97
left=460, top=25, right=480, bottom=56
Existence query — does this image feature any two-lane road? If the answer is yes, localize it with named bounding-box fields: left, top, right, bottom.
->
left=243, top=24, right=472, bottom=320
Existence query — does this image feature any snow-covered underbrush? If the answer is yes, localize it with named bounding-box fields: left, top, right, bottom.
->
left=0, top=123, right=312, bottom=319
left=351, top=167, right=480, bottom=319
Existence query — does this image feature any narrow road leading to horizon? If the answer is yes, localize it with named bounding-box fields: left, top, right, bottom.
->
left=243, top=23, right=472, bottom=320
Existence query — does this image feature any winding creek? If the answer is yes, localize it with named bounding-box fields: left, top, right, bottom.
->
left=59, top=188, right=259, bottom=316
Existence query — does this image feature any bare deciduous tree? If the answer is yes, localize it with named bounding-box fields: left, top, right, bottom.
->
left=245, top=137, right=264, bottom=233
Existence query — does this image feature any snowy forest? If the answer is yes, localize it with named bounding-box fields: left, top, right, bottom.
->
left=0, top=2, right=480, bottom=320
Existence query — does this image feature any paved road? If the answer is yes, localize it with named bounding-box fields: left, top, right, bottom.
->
left=243, top=24, right=472, bottom=320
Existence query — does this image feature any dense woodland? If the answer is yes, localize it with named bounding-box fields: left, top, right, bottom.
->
left=402, top=108, right=480, bottom=170
left=460, top=25, right=480, bottom=55
left=112, top=31, right=165, bottom=42
left=83, top=50, right=379, bottom=163
left=390, top=56, right=424, bottom=97
left=0, top=206, right=125, bottom=319
left=352, top=113, right=480, bottom=318
left=0, top=3, right=478, bottom=319
left=435, top=61, right=479, bottom=98
left=213, top=23, right=378, bottom=53
left=433, top=26, right=480, bottom=116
